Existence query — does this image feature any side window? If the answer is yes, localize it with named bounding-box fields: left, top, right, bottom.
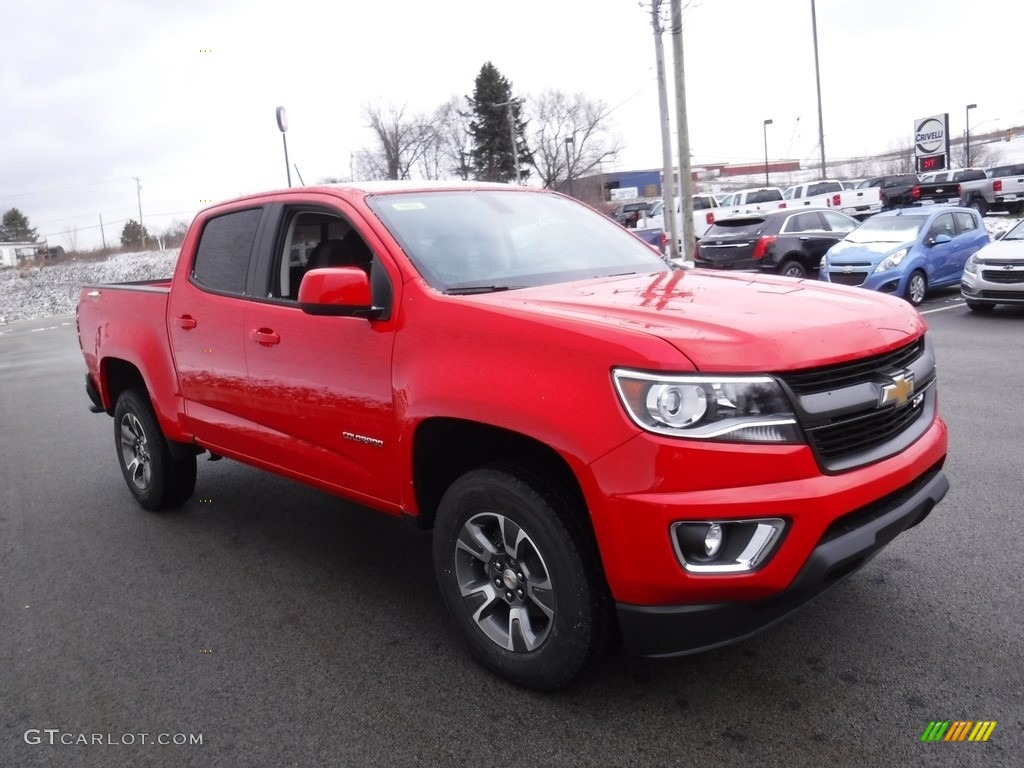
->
left=192, top=208, right=262, bottom=295
left=272, top=208, right=392, bottom=317
left=784, top=212, right=824, bottom=233
left=821, top=211, right=857, bottom=233
left=927, top=213, right=955, bottom=240
left=953, top=212, right=977, bottom=234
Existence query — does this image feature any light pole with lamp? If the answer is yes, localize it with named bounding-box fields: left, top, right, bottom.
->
left=276, top=106, right=292, bottom=188
left=565, top=136, right=575, bottom=197
left=965, top=103, right=977, bottom=167
left=762, top=119, right=773, bottom=186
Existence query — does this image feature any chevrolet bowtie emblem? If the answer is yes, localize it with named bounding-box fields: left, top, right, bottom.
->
left=880, top=372, right=915, bottom=408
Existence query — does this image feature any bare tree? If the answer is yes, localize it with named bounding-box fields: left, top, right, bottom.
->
left=432, top=96, right=474, bottom=180
left=64, top=225, right=79, bottom=253
left=526, top=89, right=622, bottom=197
left=953, top=140, right=997, bottom=169
left=358, top=101, right=438, bottom=180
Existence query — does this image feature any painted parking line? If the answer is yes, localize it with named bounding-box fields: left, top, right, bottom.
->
left=921, top=301, right=965, bottom=315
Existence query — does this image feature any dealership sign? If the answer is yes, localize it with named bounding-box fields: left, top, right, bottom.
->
left=914, top=114, right=949, bottom=172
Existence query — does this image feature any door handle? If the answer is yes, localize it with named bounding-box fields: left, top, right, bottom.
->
left=176, top=315, right=197, bottom=330
left=249, top=328, right=281, bottom=346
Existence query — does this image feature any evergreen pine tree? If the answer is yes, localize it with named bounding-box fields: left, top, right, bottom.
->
left=0, top=208, right=39, bottom=242
left=467, top=63, right=532, bottom=183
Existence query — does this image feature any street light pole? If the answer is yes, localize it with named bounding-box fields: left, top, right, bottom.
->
left=565, top=136, right=575, bottom=197
left=494, top=99, right=521, bottom=184
left=276, top=106, right=292, bottom=188
left=811, top=0, right=827, bottom=179
left=965, top=103, right=977, bottom=167
left=763, top=119, right=773, bottom=186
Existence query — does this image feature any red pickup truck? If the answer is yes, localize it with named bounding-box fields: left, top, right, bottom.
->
left=77, top=182, right=949, bottom=689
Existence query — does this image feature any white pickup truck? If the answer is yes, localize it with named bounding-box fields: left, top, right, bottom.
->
left=782, top=180, right=881, bottom=219
left=716, top=187, right=787, bottom=216
left=958, top=163, right=1024, bottom=215
left=635, top=194, right=719, bottom=247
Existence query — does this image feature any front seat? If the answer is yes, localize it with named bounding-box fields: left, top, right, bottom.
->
left=306, top=238, right=352, bottom=270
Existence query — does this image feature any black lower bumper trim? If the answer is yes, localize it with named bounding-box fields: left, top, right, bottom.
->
left=617, top=465, right=949, bottom=658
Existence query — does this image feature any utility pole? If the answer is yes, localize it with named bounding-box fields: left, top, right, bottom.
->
left=670, top=0, right=695, bottom=260
left=133, top=177, right=144, bottom=247
left=651, top=0, right=680, bottom=262
left=99, top=214, right=107, bottom=249
left=811, top=0, right=827, bottom=179
left=495, top=99, right=521, bottom=184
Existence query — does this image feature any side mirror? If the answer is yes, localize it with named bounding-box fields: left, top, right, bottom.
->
left=298, top=267, right=380, bottom=317
left=926, top=233, right=952, bottom=246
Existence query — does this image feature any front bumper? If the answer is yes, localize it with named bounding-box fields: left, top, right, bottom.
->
left=961, top=270, right=1024, bottom=305
left=616, top=461, right=948, bottom=656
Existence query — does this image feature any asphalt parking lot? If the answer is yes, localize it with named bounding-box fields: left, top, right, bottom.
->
left=2, top=295, right=1021, bottom=768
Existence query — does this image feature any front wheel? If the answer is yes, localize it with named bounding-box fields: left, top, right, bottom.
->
left=432, top=462, right=613, bottom=690
left=905, top=270, right=928, bottom=307
left=114, top=389, right=197, bottom=511
left=778, top=260, right=807, bottom=279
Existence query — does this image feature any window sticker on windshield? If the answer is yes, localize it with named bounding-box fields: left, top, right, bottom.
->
left=392, top=202, right=426, bottom=211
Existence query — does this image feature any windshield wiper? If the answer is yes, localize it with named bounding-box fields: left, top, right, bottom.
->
left=444, top=285, right=522, bottom=295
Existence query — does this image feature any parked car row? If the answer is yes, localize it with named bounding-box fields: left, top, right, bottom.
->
left=692, top=204, right=998, bottom=308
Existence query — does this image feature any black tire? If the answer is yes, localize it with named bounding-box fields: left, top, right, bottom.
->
left=968, top=197, right=988, bottom=216
left=966, top=300, right=995, bottom=312
left=113, top=389, right=197, bottom=511
left=432, top=461, right=613, bottom=690
left=778, top=260, right=807, bottom=279
left=905, top=270, right=927, bottom=307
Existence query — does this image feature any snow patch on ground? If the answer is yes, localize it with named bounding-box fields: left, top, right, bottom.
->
left=0, top=250, right=177, bottom=324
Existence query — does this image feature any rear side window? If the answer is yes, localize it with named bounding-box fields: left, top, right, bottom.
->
left=192, top=208, right=262, bottom=295
left=783, top=212, right=825, bottom=233
left=953, top=212, right=977, bottom=233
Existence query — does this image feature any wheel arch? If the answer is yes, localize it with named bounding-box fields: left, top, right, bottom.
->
left=412, top=417, right=589, bottom=533
left=100, top=357, right=196, bottom=454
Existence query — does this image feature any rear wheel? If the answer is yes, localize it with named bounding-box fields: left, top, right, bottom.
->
left=966, top=300, right=995, bottom=312
left=968, top=197, right=988, bottom=216
left=778, top=260, right=807, bottom=279
left=432, top=462, right=613, bottom=690
left=114, top=389, right=197, bottom=511
left=905, top=270, right=928, bottom=307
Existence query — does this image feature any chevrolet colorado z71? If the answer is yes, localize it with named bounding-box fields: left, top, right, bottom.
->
left=77, top=182, right=949, bottom=689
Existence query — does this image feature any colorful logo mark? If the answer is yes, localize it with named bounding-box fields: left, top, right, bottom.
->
left=921, top=721, right=997, bottom=742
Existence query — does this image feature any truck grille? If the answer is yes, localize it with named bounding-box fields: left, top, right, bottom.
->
left=777, top=336, right=934, bottom=472
left=807, top=394, right=927, bottom=461
left=781, top=337, right=924, bottom=396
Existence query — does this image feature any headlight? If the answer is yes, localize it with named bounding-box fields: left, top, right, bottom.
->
left=612, top=370, right=801, bottom=443
left=819, top=254, right=828, bottom=270
left=963, top=254, right=980, bottom=275
left=875, top=247, right=908, bottom=274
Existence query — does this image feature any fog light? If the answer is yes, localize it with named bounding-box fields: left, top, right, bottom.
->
left=704, top=524, right=723, bottom=557
left=671, top=518, right=787, bottom=573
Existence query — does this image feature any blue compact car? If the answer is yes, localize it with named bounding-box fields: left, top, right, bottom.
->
left=819, top=207, right=990, bottom=306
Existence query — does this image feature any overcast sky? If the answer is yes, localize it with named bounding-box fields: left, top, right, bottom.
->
left=4, top=0, right=1022, bottom=250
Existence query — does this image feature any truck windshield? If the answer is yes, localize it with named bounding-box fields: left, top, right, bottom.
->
left=844, top=216, right=926, bottom=244
left=366, top=190, right=669, bottom=292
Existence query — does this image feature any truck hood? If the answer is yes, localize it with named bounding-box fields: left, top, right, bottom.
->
left=827, top=239, right=912, bottom=265
left=477, top=270, right=922, bottom=372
